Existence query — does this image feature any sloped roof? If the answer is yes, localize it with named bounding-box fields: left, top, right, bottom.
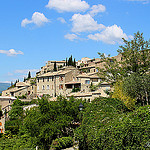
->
left=16, top=82, right=30, bottom=87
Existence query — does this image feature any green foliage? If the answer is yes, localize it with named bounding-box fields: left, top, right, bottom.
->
left=51, top=137, right=73, bottom=150
left=4, top=96, right=83, bottom=149
left=17, top=95, right=27, bottom=99
left=98, top=32, right=150, bottom=84
left=89, top=82, right=98, bottom=91
left=75, top=98, right=150, bottom=149
left=123, top=73, right=150, bottom=106
left=112, top=81, right=135, bottom=110
left=30, top=79, right=36, bottom=85
left=66, top=55, right=76, bottom=67
left=72, top=87, right=80, bottom=92
left=28, top=71, right=31, bottom=79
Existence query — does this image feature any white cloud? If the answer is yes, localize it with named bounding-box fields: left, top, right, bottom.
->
left=89, top=4, right=106, bottom=16
left=88, top=24, right=128, bottom=44
left=64, top=33, right=79, bottom=41
left=57, top=17, right=66, bottom=23
left=0, top=81, right=11, bottom=84
left=127, top=0, right=149, bottom=4
left=14, top=69, right=39, bottom=74
left=0, top=49, right=24, bottom=56
left=46, top=0, right=89, bottom=12
left=71, top=13, right=105, bottom=33
left=21, top=12, right=49, bottom=27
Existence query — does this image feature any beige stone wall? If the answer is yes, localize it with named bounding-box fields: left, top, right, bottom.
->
left=37, top=76, right=55, bottom=97
left=37, top=68, right=80, bottom=97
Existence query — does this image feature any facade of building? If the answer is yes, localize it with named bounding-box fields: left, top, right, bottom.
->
left=2, top=54, right=122, bottom=102
left=36, top=66, right=80, bottom=97
left=2, top=78, right=37, bottom=99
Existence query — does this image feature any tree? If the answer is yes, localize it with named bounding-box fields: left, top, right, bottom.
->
left=27, top=71, right=31, bottom=79
left=11, top=81, right=13, bottom=86
left=66, top=58, right=68, bottom=66
left=98, top=32, right=150, bottom=84
left=118, top=31, right=150, bottom=75
left=53, top=61, right=57, bottom=71
left=74, top=58, right=76, bottom=67
left=123, top=73, right=150, bottom=106
left=5, top=99, right=24, bottom=135
left=97, top=32, right=150, bottom=107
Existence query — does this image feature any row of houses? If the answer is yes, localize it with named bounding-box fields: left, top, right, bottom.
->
left=2, top=54, right=122, bottom=102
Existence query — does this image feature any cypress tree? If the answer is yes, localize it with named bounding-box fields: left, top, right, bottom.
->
left=74, top=58, right=76, bottom=67
left=54, top=62, right=57, bottom=71
left=66, top=58, right=68, bottom=66
left=28, top=71, right=31, bottom=79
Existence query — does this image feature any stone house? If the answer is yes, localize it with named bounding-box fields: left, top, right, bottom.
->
left=36, top=66, right=80, bottom=97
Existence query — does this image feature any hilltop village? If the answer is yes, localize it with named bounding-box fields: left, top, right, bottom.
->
left=2, top=54, right=121, bottom=102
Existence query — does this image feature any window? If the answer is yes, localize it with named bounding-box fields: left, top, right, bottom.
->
left=47, top=77, right=49, bottom=82
left=42, top=85, right=45, bottom=90
left=91, top=79, right=98, bottom=82
left=37, top=86, right=39, bottom=91
left=47, top=85, right=49, bottom=90
left=37, top=78, right=39, bottom=83
left=43, top=78, right=44, bottom=82
left=59, top=84, right=63, bottom=89
left=59, top=76, right=63, bottom=81
left=110, top=59, right=114, bottom=63
left=52, top=76, right=54, bottom=81
left=85, top=80, right=90, bottom=84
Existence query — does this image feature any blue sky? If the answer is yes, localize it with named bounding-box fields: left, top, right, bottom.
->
left=0, top=0, right=150, bottom=83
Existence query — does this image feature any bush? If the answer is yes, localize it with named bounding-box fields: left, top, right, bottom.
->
left=75, top=98, right=150, bottom=149
left=51, top=137, right=73, bottom=150
left=72, top=87, right=80, bottom=92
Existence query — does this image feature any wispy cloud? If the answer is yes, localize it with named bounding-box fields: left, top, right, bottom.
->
left=89, top=4, right=106, bottom=16
left=64, top=33, right=79, bottom=41
left=0, top=49, right=24, bottom=56
left=14, top=69, right=39, bottom=74
left=57, top=17, right=66, bottom=23
left=21, top=12, right=50, bottom=27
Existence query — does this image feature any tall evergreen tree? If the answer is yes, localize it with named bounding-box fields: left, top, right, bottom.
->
left=74, top=58, right=76, bottom=67
left=66, top=58, right=68, bottom=66
left=28, top=71, right=31, bottom=79
left=11, top=81, right=13, bottom=86
left=54, top=62, right=57, bottom=71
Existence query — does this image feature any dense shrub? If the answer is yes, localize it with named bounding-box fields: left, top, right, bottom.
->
left=75, top=98, right=150, bottom=149
left=51, top=137, right=73, bottom=150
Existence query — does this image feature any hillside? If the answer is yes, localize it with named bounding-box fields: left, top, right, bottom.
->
left=0, top=83, right=10, bottom=93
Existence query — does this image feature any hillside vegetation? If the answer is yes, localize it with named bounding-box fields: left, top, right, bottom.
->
left=0, top=97, right=150, bottom=149
left=75, top=97, right=150, bottom=149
